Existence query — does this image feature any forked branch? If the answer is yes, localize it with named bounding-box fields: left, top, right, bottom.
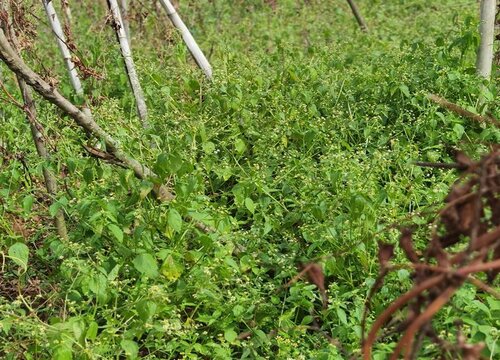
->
left=0, top=28, right=174, bottom=202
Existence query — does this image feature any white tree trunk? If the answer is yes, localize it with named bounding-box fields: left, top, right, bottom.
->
left=494, top=2, right=499, bottom=66
left=0, top=28, right=174, bottom=201
left=43, top=0, right=93, bottom=121
left=108, top=0, right=149, bottom=127
left=476, top=0, right=496, bottom=79
left=159, top=0, right=213, bottom=79
left=43, top=0, right=83, bottom=94
left=119, top=0, right=131, bottom=43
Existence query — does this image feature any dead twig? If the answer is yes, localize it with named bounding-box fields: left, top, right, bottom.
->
left=427, top=93, right=500, bottom=127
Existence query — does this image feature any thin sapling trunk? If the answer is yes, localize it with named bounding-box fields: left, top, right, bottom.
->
left=43, top=0, right=93, bottom=120
left=119, top=0, right=131, bottom=42
left=346, top=0, right=369, bottom=32
left=0, top=28, right=174, bottom=201
left=107, top=0, right=149, bottom=128
left=159, top=0, right=213, bottom=79
left=18, top=78, right=69, bottom=240
left=476, top=0, right=496, bottom=79
left=3, top=5, right=69, bottom=240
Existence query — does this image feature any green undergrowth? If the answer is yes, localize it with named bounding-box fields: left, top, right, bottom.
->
left=1, top=0, right=499, bottom=359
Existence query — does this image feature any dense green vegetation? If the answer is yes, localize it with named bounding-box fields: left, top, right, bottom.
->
left=1, top=0, right=498, bottom=358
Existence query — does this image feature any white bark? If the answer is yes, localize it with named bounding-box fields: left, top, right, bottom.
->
left=476, top=0, right=496, bottom=79
left=43, top=0, right=83, bottom=93
left=159, top=0, right=213, bottom=79
left=108, top=0, right=149, bottom=127
left=494, top=2, right=500, bottom=66
left=43, top=0, right=93, bottom=120
left=0, top=28, right=174, bottom=201
left=119, top=0, right=130, bottom=42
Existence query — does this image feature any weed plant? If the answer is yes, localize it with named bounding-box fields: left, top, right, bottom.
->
left=0, top=0, right=498, bottom=359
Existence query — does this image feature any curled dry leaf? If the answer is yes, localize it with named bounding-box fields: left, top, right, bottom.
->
left=377, top=241, right=395, bottom=268
left=303, top=262, right=328, bottom=309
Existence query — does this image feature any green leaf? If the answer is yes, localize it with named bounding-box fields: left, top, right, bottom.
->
left=336, top=307, right=348, bottom=325
left=232, top=305, right=245, bottom=317
left=107, top=264, right=121, bottom=281
left=53, top=345, right=73, bottom=360
left=139, top=181, right=153, bottom=200
left=0, top=319, right=12, bottom=334
left=472, top=300, right=491, bottom=318
left=86, top=322, right=98, bottom=340
left=133, top=253, right=158, bottom=278
left=301, top=315, right=314, bottom=325
left=89, top=274, right=108, bottom=303
left=224, top=257, right=240, bottom=272
left=397, top=269, right=410, bottom=281
left=453, top=123, right=465, bottom=139
left=71, top=318, right=86, bottom=343
left=399, top=84, right=410, bottom=98
left=49, top=201, right=62, bottom=217
left=107, top=224, right=123, bottom=243
left=160, top=255, right=183, bottom=281
left=167, top=209, right=182, bottom=233
left=202, top=141, right=215, bottom=154
left=224, top=328, right=238, bottom=343
left=120, top=339, right=139, bottom=360
left=155, top=152, right=185, bottom=176
left=244, top=197, right=256, bottom=214
left=22, top=195, right=34, bottom=214
left=8, top=242, right=29, bottom=271
left=137, top=300, right=157, bottom=322
left=82, top=168, right=94, bottom=183
left=235, top=138, right=247, bottom=154
left=254, top=329, right=268, bottom=343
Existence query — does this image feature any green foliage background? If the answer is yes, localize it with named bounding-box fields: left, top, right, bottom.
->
left=0, top=0, right=499, bottom=359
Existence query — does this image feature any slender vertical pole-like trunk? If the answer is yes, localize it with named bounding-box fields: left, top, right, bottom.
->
left=119, top=0, right=131, bottom=42
left=43, top=0, right=93, bottom=120
left=346, top=0, right=369, bottom=32
left=158, top=0, right=213, bottom=79
left=2, top=4, right=68, bottom=240
left=476, top=0, right=496, bottom=79
left=18, top=79, right=69, bottom=240
left=43, top=0, right=82, bottom=93
left=494, top=2, right=499, bottom=67
left=107, top=0, right=149, bottom=128
left=0, top=28, right=175, bottom=202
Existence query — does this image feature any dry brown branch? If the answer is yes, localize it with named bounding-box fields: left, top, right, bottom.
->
left=363, top=149, right=500, bottom=359
left=427, top=93, right=500, bottom=127
left=346, top=0, right=369, bottom=32
left=0, top=27, right=174, bottom=202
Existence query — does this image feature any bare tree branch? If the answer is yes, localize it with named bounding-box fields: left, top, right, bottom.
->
left=346, top=0, right=369, bottom=32
left=427, top=93, right=500, bottom=127
left=0, top=27, right=174, bottom=202
left=2, top=1, right=68, bottom=240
